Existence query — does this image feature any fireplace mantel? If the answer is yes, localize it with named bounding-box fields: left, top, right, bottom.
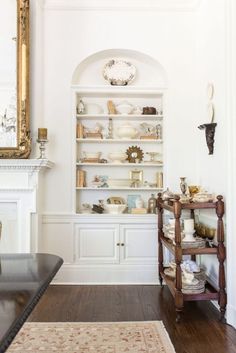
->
left=0, top=159, right=53, bottom=253
left=0, top=159, right=54, bottom=171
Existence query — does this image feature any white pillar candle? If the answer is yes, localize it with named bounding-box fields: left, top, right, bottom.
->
left=184, top=219, right=194, bottom=232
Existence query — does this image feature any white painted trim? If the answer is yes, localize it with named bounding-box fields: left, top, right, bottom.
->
left=225, top=0, right=236, bottom=329
left=43, top=0, right=201, bottom=12
left=52, top=263, right=159, bottom=284
left=0, top=159, right=54, bottom=172
left=42, top=213, right=158, bottom=224
left=227, top=305, right=236, bottom=327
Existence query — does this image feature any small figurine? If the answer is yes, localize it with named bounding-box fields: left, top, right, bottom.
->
left=81, top=203, right=92, bottom=214
left=94, top=123, right=104, bottom=133
left=77, top=99, right=85, bottom=114
left=140, top=123, right=156, bottom=136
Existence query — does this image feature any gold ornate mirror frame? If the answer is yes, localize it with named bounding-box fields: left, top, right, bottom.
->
left=0, top=0, right=31, bottom=159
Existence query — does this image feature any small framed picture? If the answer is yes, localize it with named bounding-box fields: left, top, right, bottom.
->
left=129, top=169, right=143, bottom=182
left=127, top=194, right=141, bottom=212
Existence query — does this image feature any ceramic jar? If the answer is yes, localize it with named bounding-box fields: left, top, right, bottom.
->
left=135, top=196, right=144, bottom=209
left=117, top=123, right=138, bottom=139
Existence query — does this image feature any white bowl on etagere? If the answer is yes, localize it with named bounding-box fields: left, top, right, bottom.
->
left=108, top=151, right=127, bottom=163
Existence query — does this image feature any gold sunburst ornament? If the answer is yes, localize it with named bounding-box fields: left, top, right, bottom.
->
left=126, top=146, right=144, bottom=163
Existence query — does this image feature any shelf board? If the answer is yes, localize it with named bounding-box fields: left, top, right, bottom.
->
left=76, top=138, right=163, bottom=143
left=76, top=114, right=163, bottom=121
left=159, top=200, right=216, bottom=211
left=75, top=213, right=157, bottom=218
left=160, top=270, right=219, bottom=301
left=72, top=85, right=165, bottom=96
left=76, top=187, right=163, bottom=191
left=76, top=162, right=163, bottom=167
left=160, top=234, right=217, bottom=255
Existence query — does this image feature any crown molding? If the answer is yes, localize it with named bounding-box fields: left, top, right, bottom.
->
left=43, top=0, right=202, bottom=12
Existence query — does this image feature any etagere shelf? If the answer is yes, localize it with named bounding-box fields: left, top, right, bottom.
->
left=157, top=193, right=227, bottom=323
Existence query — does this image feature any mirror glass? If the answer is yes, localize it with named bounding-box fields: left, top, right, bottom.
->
left=0, top=0, right=17, bottom=148
left=0, top=0, right=30, bottom=158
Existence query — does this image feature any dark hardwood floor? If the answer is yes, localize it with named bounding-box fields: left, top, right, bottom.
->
left=28, top=285, right=236, bottom=353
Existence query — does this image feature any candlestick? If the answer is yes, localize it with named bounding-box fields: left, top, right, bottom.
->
left=38, top=128, right=47, bottom=140
left=37, top=128, right=48, bottom=159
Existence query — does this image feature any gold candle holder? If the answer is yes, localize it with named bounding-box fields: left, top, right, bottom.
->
left=37, top=128, right=48, bottom=159
left=38, top=128, right=47, bottom=140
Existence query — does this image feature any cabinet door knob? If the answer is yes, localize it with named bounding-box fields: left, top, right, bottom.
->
left=121, top=243, right=125, bottom=246
left=116, top=243, right=120, bottom=246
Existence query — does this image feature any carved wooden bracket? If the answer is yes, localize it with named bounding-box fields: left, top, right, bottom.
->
left=198, top=123, right=217, bottom=155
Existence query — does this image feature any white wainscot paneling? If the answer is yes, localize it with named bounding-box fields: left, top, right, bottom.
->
left=42, top=214, right=159, bottom=284
left=40, top=222, right=74, bottom=263
left=120, top=224, right=157, bottom=265
left=75, top=223, right=119, bottom=264
left=0, top=202, right=18, bottom=253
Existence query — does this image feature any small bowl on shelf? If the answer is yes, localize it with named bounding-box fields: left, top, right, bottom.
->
left=117, top=123, right=138, bottom=139
left=108, top=151, right=127, bottom=163
left=115, top=101, right=134, bottom=115
left=104, top=204, right=127, bottom=214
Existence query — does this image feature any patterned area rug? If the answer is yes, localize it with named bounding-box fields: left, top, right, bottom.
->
left=7, top=321, right=176, bottom=353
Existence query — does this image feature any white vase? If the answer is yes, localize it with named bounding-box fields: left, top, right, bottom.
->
left=135, top=196, right=144, bottom=209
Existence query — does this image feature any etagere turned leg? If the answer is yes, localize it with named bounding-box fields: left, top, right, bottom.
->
left=190, top=209, right=196, bottom=262
left=173, top=196, right=184, bottom=322
left=157, top=193, right=164, bottom=287
left=216, top=195, right=227, bottom=323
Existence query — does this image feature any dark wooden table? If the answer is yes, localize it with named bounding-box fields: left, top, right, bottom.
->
left=0, top=253, right=63, bottom=353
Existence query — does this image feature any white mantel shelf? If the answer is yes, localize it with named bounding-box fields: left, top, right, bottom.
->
left=0, top=159, right=54, bottom=172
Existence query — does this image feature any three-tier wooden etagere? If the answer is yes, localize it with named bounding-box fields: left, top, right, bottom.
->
left=157, top=193, right=227, bottom=323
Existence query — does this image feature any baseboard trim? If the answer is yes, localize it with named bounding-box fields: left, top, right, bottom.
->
left=227, top=304, right=236, bottom=328
left=52, top=263, right=159, bottom=285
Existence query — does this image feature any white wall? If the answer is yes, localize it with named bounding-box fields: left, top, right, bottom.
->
left=196, top=0, right=236, bottom=327
left=33, top=2, right=198, bottom=213
left=196, top=0, right=226, bottom=301
left=28, top=0, right=235, bottom=326
left=196, top=0, right=227, bottom=192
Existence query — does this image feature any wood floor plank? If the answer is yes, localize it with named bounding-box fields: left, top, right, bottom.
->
left=28, top=285, right=236, bottom=353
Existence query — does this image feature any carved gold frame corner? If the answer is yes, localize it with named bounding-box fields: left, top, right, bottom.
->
left=0, top=0, right=31, bottom=159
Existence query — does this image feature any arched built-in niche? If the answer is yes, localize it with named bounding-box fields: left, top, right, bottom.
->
left=72, top=49, right=168, bottom=88
left=72, top=49, right=167, bottom=215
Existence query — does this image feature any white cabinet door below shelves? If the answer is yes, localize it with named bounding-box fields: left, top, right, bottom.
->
left=75, top=224, right=119, bottom=264
left=120, top=224, right=157, bottom=265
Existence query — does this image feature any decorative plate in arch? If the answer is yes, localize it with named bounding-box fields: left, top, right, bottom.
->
left=103, top=60, right=136, bottom=86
